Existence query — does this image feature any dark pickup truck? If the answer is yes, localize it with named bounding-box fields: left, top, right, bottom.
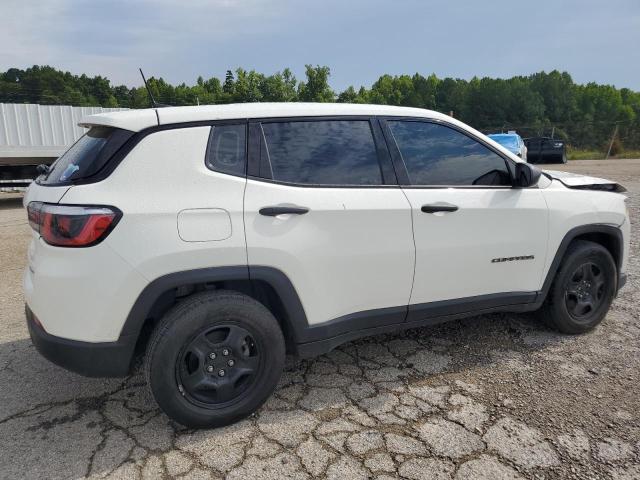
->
left=524, top=137, right=567, bottom=164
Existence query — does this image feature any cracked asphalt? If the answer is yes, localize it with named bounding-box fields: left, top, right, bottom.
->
left=1, top=159, right=639, bottom=480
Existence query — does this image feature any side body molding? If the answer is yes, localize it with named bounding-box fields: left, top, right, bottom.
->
left=118, top=223, right=624, bottom=363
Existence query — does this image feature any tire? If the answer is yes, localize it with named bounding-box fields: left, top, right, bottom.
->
left=145, top=290, right=285, bottom=428
left=538, top=240, right=617, bottom=334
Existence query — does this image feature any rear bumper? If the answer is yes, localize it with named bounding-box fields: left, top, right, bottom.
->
left=23, top=237, right=149, bottom=343
left=26, top=305, right=135, bottom=377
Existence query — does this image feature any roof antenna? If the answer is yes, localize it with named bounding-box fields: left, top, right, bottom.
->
left=139, top=68, right=168, bottom=108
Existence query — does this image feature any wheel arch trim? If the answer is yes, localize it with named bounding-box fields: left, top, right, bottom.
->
left=118, top=265, right=310, bottom=344
left=539, top=223, right=624, bottom=302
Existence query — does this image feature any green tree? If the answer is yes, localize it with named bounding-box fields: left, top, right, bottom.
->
left=233, top=68, right=264, bottom=102
left=337, top=86, right=369, bottom=103
left=259, top=69, right=298, bottom=102
left=222, top=70, right=235, bottom=97
left=2, top=64, right=639, bottom=150
left=298, top=65, right=334, bottom=102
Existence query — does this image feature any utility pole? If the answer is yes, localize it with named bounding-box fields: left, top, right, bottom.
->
left=605, top=124, right=619, bottom=160
left=551, top=126, right=555, bottom=139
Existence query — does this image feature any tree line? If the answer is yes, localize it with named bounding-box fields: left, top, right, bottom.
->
left=1, top=65, right=638, bottom=150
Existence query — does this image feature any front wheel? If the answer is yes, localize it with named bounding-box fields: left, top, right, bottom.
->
left=145, top=290, right=285, bottom=428
left=538, top=240, right=617, bottom=334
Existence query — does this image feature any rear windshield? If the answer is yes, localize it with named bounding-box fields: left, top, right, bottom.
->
left=39, top=126, right=132, bottom=185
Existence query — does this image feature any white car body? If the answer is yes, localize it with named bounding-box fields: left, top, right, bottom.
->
left=23, top=103, right=629, bottom=378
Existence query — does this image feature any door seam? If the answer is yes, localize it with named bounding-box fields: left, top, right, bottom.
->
left=400, top=186, right=417, bottom=317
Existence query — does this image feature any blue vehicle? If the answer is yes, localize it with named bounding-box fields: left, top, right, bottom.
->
left=487, top=132, right=527, bottom=160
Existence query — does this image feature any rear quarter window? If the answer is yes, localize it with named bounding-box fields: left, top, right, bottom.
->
left=39, top=127, right=132, bottom=185
left=205, top=124, right=247, bottom=176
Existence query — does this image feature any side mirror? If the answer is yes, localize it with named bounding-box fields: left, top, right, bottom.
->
left=514, top=162, right=541, bottom=187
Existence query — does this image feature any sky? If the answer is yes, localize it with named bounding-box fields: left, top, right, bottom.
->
left=1, top=0, right=639, bottom=91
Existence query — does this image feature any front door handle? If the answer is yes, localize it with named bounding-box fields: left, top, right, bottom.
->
left=421, top=204, right=459, bottom=213
left=259, top=206, right=309, bottom=216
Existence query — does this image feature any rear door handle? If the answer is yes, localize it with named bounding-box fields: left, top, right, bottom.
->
left=259, top=206, right=309, bottom=216
left=421, top=204, right=459, bottom=213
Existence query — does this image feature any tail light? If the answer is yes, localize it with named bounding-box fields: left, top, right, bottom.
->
left=27, top=202, right=121, bottom=247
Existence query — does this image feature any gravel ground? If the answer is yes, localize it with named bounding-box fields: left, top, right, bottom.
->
left=0, top=159, right=638, bottom=480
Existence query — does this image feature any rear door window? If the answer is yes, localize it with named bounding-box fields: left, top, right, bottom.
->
left=39, top=127, right=132, bottom=185
left=260, top=120, right=383, bottom=185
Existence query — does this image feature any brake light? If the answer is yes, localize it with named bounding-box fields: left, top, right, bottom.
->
left=27, top=202, right=121, bottom=247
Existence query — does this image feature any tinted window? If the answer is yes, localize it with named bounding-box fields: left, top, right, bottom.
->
left=206, top=124, right=246, bottom=176
left=261, top=120, right=382, bottom=185
left=40, top=127, right=131, bottom=184
left=388, top=121, right=511, bottom=186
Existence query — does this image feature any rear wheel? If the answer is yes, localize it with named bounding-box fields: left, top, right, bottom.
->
left=538, top=240, right=616, bottom=333
left=146, top=290, right=285, bottom=428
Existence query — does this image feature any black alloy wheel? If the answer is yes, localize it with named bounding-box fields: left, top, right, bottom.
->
left=538, top=240, right=616, bottom=334
left=564, top=262, right=607, bottom=321
left=177, top=324, right=260, bottom=407
left=146, top=290, right=285, bottom=428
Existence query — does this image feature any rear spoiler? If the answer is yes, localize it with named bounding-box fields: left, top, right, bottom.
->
left=78, top=109, right=159, bottom=133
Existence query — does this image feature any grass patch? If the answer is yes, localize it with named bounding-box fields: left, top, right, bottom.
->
left=567, top=150, right=640, bottom=160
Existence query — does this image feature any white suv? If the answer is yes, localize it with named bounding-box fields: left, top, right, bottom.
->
left=23, top=103, right=629, bottom=428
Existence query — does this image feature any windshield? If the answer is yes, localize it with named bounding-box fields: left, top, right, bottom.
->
left=488, top=135, right=519, bottom=151
left=39, top=127, right=132, bottom=185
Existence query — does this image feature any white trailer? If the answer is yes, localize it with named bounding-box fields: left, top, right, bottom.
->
left=0, top=103, right=127, bottom=186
